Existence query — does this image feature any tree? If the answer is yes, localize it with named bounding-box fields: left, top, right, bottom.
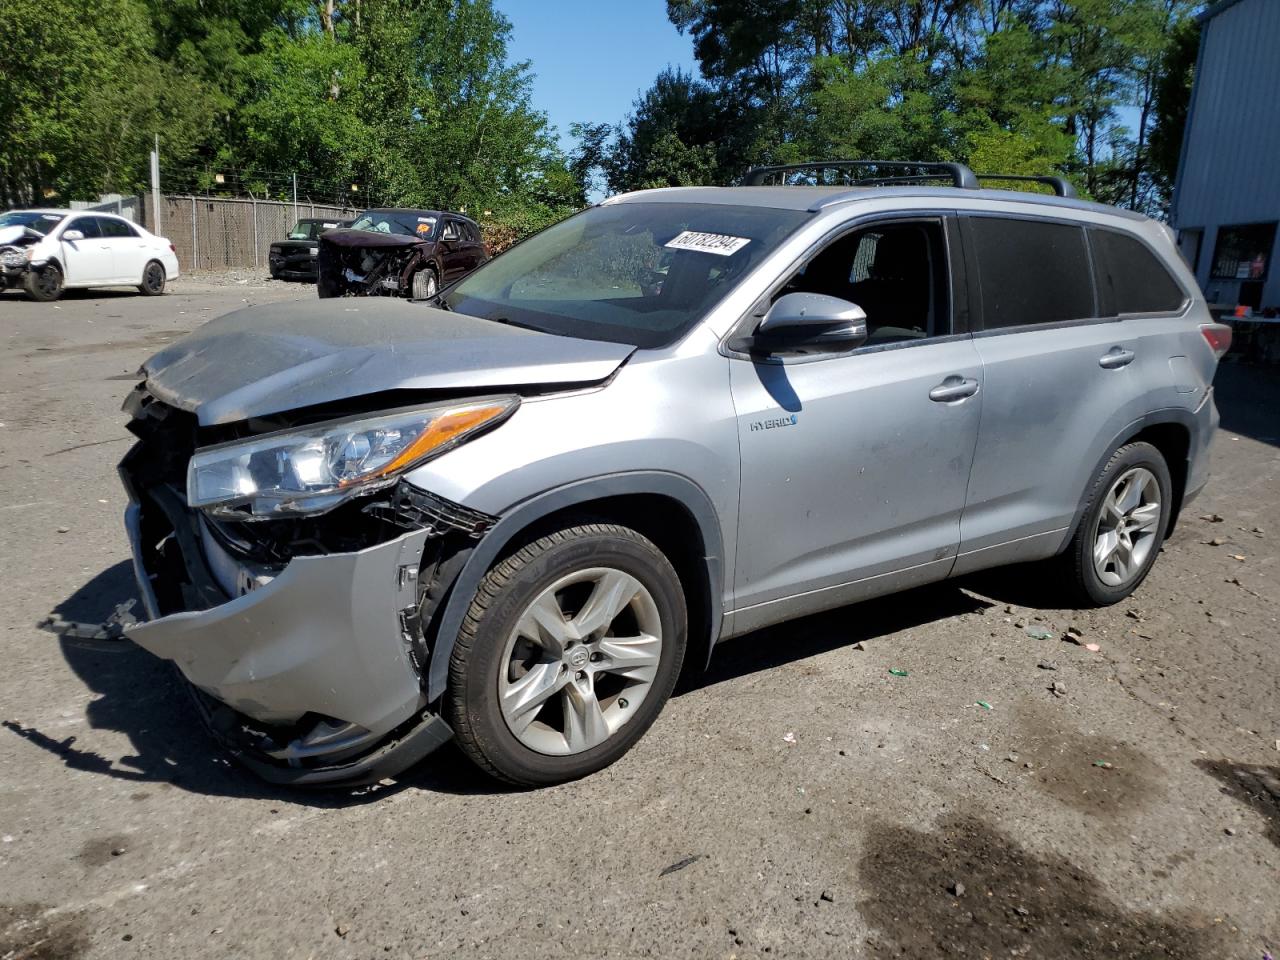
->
left=1147, top=12, right=1198, bottom=206
left=0, top=0, right=211, bottom=206
left=608, top=68, right=741, bottom=191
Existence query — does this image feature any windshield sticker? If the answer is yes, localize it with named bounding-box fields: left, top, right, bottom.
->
left=322, top=222, right=338, bottom=228
left=42, top=214, right=62, bottom=221
left=664, top=230, right=751, bottom=256
left=417, top=217, right=435, bottom=224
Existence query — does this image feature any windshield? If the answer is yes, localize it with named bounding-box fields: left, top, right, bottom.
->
left=288, top=220, right=342, bottom=241
left=443, top=202, right=809, bottom=348
left=0, top=211, right=65, bottom=236
left=349, top=211, right=436, bottom=239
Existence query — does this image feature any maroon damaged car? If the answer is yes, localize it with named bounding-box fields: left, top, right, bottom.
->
left=316, top=208, right=488, bottom=299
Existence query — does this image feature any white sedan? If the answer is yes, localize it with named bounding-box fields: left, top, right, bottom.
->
left=0, top=208, right=181, bottom=301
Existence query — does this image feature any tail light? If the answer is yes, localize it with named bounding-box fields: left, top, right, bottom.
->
left=169, top=243, right=176, bottom=253
left=1200, top=323, right=1232, bottom=358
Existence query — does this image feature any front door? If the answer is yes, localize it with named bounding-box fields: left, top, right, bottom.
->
left=729, top=217, right=983, bottom=633
left=59, top=216, right=113, bottom=284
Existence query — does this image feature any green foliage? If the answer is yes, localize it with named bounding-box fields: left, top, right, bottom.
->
left=0, top=0, right=580, bottom=234
left=1148, top=13, right=1199, bottom=202
left=0, top=0, right=212, bottom=206
left=598, top=0, right=1198, bottom=214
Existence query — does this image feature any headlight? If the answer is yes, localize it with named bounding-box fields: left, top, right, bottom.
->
left=187, top=397, right=517, bottom=518
left=269, top=245, right=281, bottom=254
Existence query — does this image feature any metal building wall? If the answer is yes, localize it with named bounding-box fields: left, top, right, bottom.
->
left=1174, top=0, right=1280, bottom=308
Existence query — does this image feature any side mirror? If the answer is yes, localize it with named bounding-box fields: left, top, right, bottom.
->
left=62, top=229, right=84, bottom=242
left=754, top=292, right=868, bottom=351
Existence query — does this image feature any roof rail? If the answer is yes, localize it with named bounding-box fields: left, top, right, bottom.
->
left=743, top=160, right=979, bottom=190
left=972, top=173, right=1078, bottom=198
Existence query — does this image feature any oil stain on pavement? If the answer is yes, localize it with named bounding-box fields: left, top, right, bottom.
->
left=1195, top=760, right=1280, bottom=848
left=856, top=814, right=1228, bottom=958
left=1016, top=704, right=1165, bottom=818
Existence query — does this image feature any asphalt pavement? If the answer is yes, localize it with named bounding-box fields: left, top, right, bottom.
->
left=1, top=278, right=1277, bottom=959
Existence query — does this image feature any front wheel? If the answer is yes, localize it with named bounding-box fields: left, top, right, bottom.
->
left=24, top=262, right=63, bottom=301
left=410, top=266, right=438, bottom=300
left=137, top=260, right=166, bottom=296
left=447, top=523, right=687, bottom=786
left=1057, top=441, right=1172, bottom=606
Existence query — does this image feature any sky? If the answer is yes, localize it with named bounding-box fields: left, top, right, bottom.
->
left=496, top=0, right=698, bottom=152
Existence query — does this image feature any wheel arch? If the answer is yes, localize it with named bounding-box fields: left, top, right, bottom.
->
left=141, top=257, right=166, bottom=286
left=1064, top=409, right=1195, bottom=550
left=421, top=471, right=725, bottom=703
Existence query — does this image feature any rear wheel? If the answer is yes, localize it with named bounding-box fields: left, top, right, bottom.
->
left=137, top=260, right=166, bottom=296
left=1058, top=441, right=1172, bottom=605
left=447, top=523, right=687, bottom=786
left=411, top=266, right=438, bottom=300
left=24, top=262, right=63, bottom=302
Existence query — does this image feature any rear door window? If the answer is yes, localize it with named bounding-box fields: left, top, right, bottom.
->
left=967, top=217, right=1095, bottom=329
left=1090, top=228, right=1187, bottom=315
left=98, top=217, right=139, bottom=238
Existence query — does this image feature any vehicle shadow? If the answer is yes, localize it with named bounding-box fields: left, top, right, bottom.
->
left=27, top=560, right=1002, bottom=801
left=1213, top=360, right=1280, bottom=448
left=9, top=562, right=502, bottom=805
left=692, top=580, right=993, bottom=690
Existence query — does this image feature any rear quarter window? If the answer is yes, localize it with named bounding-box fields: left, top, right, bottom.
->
left=1090, top=228, right=1187, bottom=315
left=968, top=216, right=1095, bottom=329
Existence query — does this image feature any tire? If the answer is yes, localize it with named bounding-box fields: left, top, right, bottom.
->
left=1057, top=441, right=1172, bottom=606
left=137, top=260, right=166, bottom=296
left=24, top=262, right=63, bottom=302
left=447, top=523, right=687, bottom=786
left=411, top=266, right=438, bottom=300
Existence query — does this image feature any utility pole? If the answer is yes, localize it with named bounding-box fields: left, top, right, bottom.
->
left=292, top=173, right=298, bottom=225
left=150, top=134, right=162, bottom=234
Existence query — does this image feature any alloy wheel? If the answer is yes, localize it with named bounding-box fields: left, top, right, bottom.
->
left=1092, top=466, right=1162, bottom=586
left=498, top=567, right=663, bottom=756
left=144, top=262, right=164, bottom=293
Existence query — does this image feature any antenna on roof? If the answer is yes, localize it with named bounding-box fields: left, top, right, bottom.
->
left=743, top=160, right=979, bottom=190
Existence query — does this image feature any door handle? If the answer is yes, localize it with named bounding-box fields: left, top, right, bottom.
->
left=929, top=376, right=980, bottom=403
left=1098, top=347, right=1135, bottom=369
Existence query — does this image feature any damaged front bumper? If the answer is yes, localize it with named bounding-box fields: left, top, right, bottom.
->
left=117, top=393, right=499, bottom=785
left=125, top=507, right=452, bottom=785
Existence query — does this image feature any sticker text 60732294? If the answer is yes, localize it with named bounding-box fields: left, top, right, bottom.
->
left=664, top=231, right=751, bottom=256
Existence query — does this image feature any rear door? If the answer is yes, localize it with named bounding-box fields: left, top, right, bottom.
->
left=98, top=216, right=148, bottom=282
left=954, top=214, right=1140, bottom=571
left=58, top=216, right=112, bottom=283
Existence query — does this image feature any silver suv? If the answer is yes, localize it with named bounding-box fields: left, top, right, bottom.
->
left=118, top=161, right=1228, bottom=787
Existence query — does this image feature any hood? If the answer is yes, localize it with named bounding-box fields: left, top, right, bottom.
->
left=320, top=228, right=427, bottom=249
left=141, top=298, right=634, bottom=426
left=0, top=225, right=40, bottom=246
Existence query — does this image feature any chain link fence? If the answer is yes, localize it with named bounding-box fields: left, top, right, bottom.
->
left=136, top=194, right=361, bottom=274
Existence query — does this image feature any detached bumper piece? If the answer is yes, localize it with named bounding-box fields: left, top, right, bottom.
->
left=118, top=399, right=495, bottom=784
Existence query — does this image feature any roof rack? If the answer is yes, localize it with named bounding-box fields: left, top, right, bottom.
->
left=743, top=160, right=979, bottom=190
left=742, top=160, right=1077, bottom=198
left=972, top=173, right=1077, bottom=198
